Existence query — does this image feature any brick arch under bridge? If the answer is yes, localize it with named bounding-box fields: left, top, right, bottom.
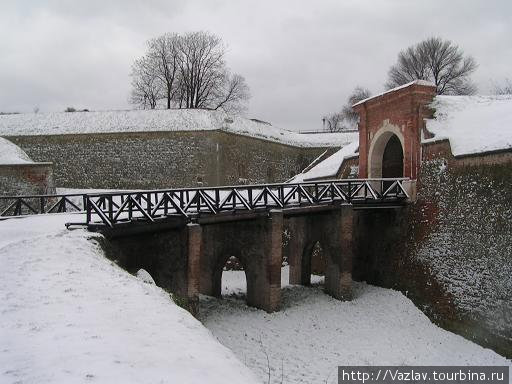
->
left=285, top=207, right=353, bottom=300
left=100, top=204, right=371, bottom=313
left=199, top=213, right=283, bottom=310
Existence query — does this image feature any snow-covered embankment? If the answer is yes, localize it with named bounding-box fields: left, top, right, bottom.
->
left=0, top=214, right=260, bottom=384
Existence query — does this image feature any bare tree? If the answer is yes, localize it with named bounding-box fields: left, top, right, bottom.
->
left=386, top=37, right=477, bottom=95
left=175, top=31, right=226, bottom=109
left=493, top=78, right=512, bottom=95
left=147, top=33, right=180, bottom=109
left=342, top=86, right=371, bottom=123
left=323, top=86, right=371, bottom=132
left=130, top=57, right=162, bottom=109
left=323, top=112, right=344, bottom=132
left=213, top=72, right=250, bottom=114
left=130, top=31, right=250, bottom=113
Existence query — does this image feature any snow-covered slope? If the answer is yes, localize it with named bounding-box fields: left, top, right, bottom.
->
left=0, top=109, right=352, bottom=148
left=0, top=137, right=34, bottom=164
left=0, top=214, right=260, bottom=384
left=425, top=95, right=512, bottom=156
left=290, top=141, right=358, bottom=182
left=202, top=268, right=511, bottom=384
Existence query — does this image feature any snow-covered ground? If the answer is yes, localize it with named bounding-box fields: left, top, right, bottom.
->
left=425, top=95, right=512, bottom=156
left=1, top=213, right=510, bottom=384
left=0, top=109, right=355, bottom=148
left=201, top=268, right=511, bottom=384
left=0, top=214, right=260, bottom=384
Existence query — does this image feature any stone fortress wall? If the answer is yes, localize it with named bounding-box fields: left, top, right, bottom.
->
left=5, top=130, right=331, bottom=190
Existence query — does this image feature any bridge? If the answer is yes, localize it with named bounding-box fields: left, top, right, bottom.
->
left=0, top=178, right=409, bottom=313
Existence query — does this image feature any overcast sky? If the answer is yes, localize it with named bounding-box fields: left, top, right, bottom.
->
left=1, top=0, right=511, bottom=131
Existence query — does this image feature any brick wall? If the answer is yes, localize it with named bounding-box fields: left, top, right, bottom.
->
left=354, top=83, right=436, bottom=179
left=0, top=163, right=55, bottom=212
left=5, top=130, right=327, bottom=189
left=0, top=163, right=54, bottom=196
left=353, top=140, right=512, bottom=358
left=336, top=156, right=359, bottom=179
left=409, top=142, right=512, bottom=356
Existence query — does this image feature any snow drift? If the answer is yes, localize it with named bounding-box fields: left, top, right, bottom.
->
left=0, top=214, right=260, bottom=384
left=425, top=95, right=512, bottom=156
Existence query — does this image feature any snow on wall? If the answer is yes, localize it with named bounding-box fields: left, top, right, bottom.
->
left=410, top=158, right=512, bottom=350
left=425, top=95, right=512, bottom=156
left=290, top=141, right=358, bottom=182
left=0, top=137, right=34, bottom=164
left=0, top=109, right=354, bottom=148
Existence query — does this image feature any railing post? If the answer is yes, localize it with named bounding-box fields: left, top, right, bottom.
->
left=248, top=187, right=253, bottom=208
left=14, top=199, right=22, bottom=216
left=146, top=193, right=152, bottom=217
left=108, top=195, right=114, bottom=223
left=39, top=197, right=45, bottom=214
left=85, top=196, right=91, bottom=224
left=163, top=193, right=169, bottom=216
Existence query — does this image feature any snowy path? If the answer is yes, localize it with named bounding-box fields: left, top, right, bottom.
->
left=200, top=268, right=511, bottom=384
left=0, top=215, right=259, bottom=384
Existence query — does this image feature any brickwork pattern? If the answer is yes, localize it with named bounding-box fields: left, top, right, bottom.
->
left=354, top=83, right=436, bottom=179
left=0, top=163, right=55, bottom=212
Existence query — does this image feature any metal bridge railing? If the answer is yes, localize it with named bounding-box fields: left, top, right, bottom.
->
left=0, top=193, right=87, bottom=217
left=83, top=178, right=409, bottom=228
left=0, top=179, right=409, bottom=228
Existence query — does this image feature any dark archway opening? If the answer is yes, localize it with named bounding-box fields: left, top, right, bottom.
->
left=382, top=135, right=403, bottom=190
left=301, top=241, right=326, bottom=286
left=382, top=135, right=404, bottom=179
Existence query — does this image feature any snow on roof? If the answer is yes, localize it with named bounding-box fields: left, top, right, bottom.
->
left=0, top=137, right=34, bottom=165
left=425, top=95, right=512, bottom=156
left=226, top=115, right=357, bottom=148
left=352, top=80, right=436, bottom=107
left=0, top=109, right=353, bottom=148
left=289, top=141, right=359, bottom=182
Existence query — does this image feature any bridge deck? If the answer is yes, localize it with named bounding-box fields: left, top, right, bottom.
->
left=0, top=178, right=410, bottom=229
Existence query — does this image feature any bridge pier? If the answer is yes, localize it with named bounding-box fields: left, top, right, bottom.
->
left=199, top=210, right=283, bottom=312
left=286, top=205, right=353, bottom=301
left=186, top=223, right=202, bottom=314
left=97, top=219, right=201, bottom=314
